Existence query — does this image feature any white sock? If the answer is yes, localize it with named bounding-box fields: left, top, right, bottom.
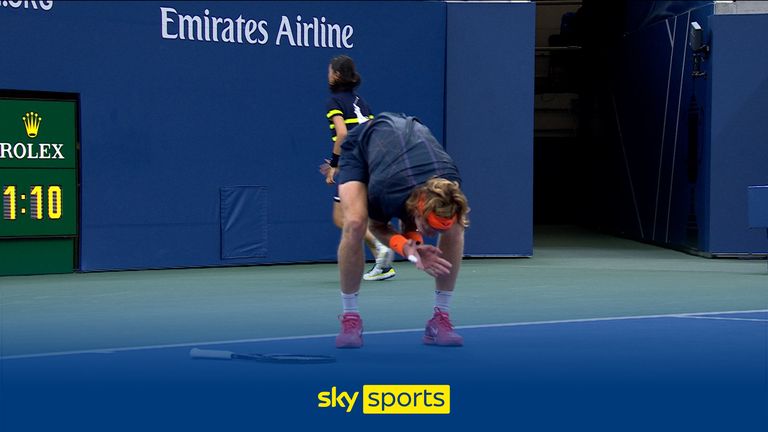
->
left=341, top=292, right=359, bottom=313
left=374, top=240, right=390, bottom=267
left=435, top=290, right=453, bottom=312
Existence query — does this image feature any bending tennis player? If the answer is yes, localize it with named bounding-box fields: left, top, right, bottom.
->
left=333, top=112, right=470, bottom=348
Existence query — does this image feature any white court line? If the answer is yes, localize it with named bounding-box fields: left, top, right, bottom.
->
left=2, top=309, right=767, bottom=361
left=672, top=315, right=768, bottom=323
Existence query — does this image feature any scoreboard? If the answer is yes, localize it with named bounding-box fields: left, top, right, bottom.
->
left=0, top=96, right=78, bottom=275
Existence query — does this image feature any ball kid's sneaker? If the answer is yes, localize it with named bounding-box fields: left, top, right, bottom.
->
left=363, top=265, right=396, bottom=281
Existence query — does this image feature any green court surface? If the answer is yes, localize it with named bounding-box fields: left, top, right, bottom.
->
left=1, top=226, right=766, bottom=357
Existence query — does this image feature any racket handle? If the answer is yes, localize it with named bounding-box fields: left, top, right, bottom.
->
left=408, top=254, right=418, bottom=263
left=190, top=348, right=234, bottom=359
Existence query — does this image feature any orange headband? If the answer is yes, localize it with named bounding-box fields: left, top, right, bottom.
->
left=417, top=195, right=456, bottom=231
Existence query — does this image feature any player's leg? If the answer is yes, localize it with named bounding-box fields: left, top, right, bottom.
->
left=337, top=196, right=394, bottom=281
left=424, top=223, right=465, bottom=346
left=336, top=180, right=368, bottom=348
left=435, top=223, right=464, bottom=293
left=332, top=199, right=343, bottom=230
left=338, top=181, right=368, bottom=294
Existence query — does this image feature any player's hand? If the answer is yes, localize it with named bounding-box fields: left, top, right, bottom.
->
left=403, top=241, right=452, bottom=277
left=319, top=160, right=331, bottom=176
left=325, top=166, right=337, bottom=184
left=319, top=160, right=336, bottom=184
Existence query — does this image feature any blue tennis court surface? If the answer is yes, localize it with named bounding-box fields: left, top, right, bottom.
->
left=1, top=310, right=765, bottom=431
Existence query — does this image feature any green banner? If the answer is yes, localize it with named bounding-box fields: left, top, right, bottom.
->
left=0, top=99, right=76, bottom=169
left=0, top=238, right=75, bottom=276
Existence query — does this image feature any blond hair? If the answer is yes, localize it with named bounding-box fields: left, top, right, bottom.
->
left=406, top=177, right=470, bottom=228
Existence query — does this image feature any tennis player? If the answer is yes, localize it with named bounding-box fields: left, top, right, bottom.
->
left=324, top=55, right=396, bottom=281
left=333, top=112, right=470, bottom=348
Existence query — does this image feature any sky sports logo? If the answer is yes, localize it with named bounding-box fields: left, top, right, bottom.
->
left=317, top=385, right=450, bottom=414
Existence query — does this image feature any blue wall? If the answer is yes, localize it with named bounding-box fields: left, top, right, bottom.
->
left=707, top=13, right=768, bottom=253
left=446, top=2, right=535, bottom=256
left=1, top=1, right=535, bottom=270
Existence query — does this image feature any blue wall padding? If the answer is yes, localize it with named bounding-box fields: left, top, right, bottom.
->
left=220, top=186, right=268, bottom=259
left=707, top=14, right=768, bottom=254
left=445, top=2, right=535, bottom=256
left=747, top=186, right=768, bottom=229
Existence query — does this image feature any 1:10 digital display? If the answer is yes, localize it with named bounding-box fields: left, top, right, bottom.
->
left=0, top=168, right=76, bottom=237
left=3, top=184, right=63, bottom=220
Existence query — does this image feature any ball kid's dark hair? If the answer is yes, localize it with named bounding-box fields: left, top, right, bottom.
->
left=329, top=55, right=362, bottom=92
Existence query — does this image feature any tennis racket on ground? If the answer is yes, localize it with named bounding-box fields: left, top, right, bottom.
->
left=190, top=348, right=336, bottom=364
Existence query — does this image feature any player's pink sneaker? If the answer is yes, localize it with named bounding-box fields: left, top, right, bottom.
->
left=423, top=308, right=463, bottom=346
left=336, top=312, right=363, bottom=348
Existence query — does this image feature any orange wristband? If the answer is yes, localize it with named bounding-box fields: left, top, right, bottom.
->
left=388, top=234, right=408, bottom=257
left=404, top=231, right=423, bottom=245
